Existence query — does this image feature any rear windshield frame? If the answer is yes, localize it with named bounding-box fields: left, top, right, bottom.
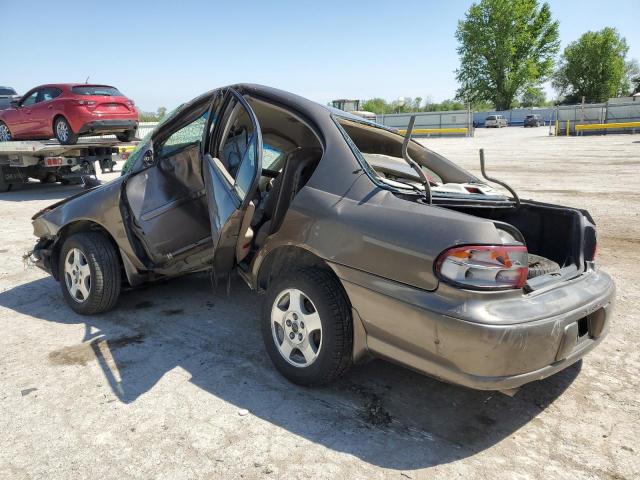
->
left=71, top=85, right=123, bottom=96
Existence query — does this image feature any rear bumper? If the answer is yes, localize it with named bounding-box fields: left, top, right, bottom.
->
left=332, top=263, right=615, bottom=390
left=78, top=119, right=138, bottom=135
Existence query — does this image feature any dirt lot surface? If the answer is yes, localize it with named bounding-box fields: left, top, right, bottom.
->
left=1, top=127, right=638, bottom=479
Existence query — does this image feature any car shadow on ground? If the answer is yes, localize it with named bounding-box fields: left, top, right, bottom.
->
left=0, top=273, right=580, bottom=470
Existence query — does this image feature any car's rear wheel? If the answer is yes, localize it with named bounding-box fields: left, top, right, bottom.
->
left=262, top=268, right=353, bottom=386
left=59, top=232, right=121, bottom=314
left=0, top=122, right=12, bottom=142
left=54, top=117, right=78, bottom=145
left=116, top=129, right=136, bottom=142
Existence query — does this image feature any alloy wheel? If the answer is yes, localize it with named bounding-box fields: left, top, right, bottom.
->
left=64, top=248, right=91, bottom=303
left=0, top=124, right=11, bottom=141
left=56, top=120, right=69, bottom=142
left=271, top=288, right=322, bottom=367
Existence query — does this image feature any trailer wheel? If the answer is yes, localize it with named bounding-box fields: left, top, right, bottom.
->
left=54, top=117, right=78, bottom=145
left=116, top=129, right=136, bottom=143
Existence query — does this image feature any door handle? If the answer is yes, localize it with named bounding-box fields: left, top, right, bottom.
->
left=48, top=105, right=53, bottom=109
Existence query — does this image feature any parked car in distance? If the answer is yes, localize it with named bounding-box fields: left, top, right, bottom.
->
left=0, top=86, right=20, bottom=110
left=29, top=84, right=614, bottom=391
left=524, top=114, right=542, bottom=127
left=485, top=114, right=508, bottom=128
left=0, top=84, right=139, bottom=144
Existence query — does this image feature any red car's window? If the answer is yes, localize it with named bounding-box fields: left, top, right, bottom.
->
left=40, top=88, right=62, bottom=102
left=71, top=86, right=123, bottom=96
left=21, top=91, right=38, bottom=106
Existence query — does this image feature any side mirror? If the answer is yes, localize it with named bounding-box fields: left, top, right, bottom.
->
left=10, top=100, right=20, bottom=108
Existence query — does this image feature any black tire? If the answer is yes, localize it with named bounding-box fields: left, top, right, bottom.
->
left=42, top=173, right=58, bottom=184
left=528, top=253, right=560, bottom=279
left=61, top=177, right=82, bottom=185
left=116, top=129, right=136, bottom=142
left=58, top=232, right=121, bottom=314
left=262, top=268, right=353, bottom=386
left=54, top=116, right=78, bottom=145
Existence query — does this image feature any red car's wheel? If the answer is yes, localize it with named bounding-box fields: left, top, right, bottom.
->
left=54, top=117, right=78, bottom=145
left=0, top=122, right=12, bottom=142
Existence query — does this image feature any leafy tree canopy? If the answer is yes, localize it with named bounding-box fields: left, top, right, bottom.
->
left=553, top=27, right=634, bottom=103
left=360, top=97, right=469, bottom=114
left=455, top=0, right=560, bottom=110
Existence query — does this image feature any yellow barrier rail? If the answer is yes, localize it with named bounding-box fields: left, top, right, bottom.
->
left=117, top=145, right=137, bottom=153
left=575, top=121, right=640, bottom=131
left=396, top=127, right=469, bottom=135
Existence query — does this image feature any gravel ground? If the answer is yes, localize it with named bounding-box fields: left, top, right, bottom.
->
left=0, top=127, right=638, bottom=479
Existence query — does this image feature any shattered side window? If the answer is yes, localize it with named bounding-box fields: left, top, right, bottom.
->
left=262, top=144, right=282, bottom=170
left=159, top=111, right=208, bottom=157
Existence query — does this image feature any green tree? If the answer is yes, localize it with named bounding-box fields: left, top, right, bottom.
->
left=553, top=28, right=631, bottom=103
left=625, top=60, right=640, bottom=95
left=455, top=0, right=560, bottom=110
left=361, top=98, right=391, bottom=114
left=520, top=86, right=547, bottom=107
left=633, top=76, right=640, bottom=95
left=156, top=106, right=167, bottom=119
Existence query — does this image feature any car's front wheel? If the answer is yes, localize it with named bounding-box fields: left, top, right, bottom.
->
left=59, top=232, right=121, bottom=314
left=262, top=268, right=353, bottom=386
left=0, top=122, right=12, bottom=142
left=54, top=117, right=78, bottom=145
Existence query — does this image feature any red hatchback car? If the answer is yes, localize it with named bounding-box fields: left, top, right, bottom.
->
left=0, top=84, right=139, bottom=145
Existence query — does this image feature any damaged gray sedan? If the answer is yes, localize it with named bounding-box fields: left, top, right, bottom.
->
left=29, top=84, right=615, bottom=390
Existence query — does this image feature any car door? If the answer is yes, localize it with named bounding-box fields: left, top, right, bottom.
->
left=11, top=89, right=39, bottom=137
left=202, top=89, right=263, bottom=277
left=31, top=87, right=61, bottom=136
left=123, top=91, right=220, bottom=265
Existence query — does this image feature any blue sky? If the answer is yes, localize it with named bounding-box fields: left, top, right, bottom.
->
left=2, top=0, right=638, bottom=111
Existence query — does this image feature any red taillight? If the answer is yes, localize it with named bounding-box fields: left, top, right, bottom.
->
left=75, top=99, right=96, bottom=106
left=44, top=156, right=63, bottom=167
left=435, top=245, right=528, bottom=290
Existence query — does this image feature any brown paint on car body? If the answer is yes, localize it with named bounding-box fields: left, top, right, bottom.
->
left=30, top=84, right=615, bottom=390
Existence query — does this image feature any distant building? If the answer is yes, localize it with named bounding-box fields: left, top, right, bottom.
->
left=331, top=99, right=377, bottom=121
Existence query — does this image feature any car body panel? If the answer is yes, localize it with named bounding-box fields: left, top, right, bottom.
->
left=333, top=261, right=613, bottom=389
left=29, top=83, right=616, bottom=391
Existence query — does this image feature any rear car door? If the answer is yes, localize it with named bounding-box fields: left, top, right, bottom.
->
left=202, top=89, right=263, bottom=276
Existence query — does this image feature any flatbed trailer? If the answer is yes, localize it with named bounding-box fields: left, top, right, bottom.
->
left=0, top=139, right=127, bottom=192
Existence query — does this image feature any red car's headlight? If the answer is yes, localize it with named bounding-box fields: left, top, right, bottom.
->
left=435, top=245, right=528, bottom=290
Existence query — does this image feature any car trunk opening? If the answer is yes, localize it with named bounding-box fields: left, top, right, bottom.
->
left=440, top=200, right=595, bottom=281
